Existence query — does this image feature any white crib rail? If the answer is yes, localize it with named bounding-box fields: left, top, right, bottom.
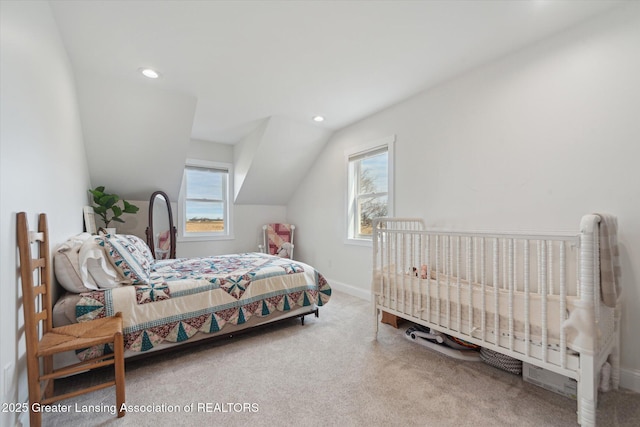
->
left=372, top=215, right=619, bottom=427
left=373, top=218, right=588, bottom=370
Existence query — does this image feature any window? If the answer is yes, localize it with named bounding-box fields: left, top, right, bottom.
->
left=346, top=136, right=394, bottom=244
left=179, top=160, right=233, bottom=240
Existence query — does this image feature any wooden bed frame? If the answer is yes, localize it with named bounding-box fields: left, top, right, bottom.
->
left=372, top=215, right=620, bottom=427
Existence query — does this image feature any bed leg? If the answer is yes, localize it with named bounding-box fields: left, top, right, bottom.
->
left=301, top=308, right=319, bottom=326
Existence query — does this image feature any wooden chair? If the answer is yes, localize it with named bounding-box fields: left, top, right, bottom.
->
left=17, top=212, right=125, bottom=427
left=258, top=223, right=295, bottom=259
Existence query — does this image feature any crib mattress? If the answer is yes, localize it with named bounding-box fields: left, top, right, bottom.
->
left=374, top=270, right=580, bottom=352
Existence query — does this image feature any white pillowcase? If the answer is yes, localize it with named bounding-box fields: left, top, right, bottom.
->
left=78, top=236, right=128, bottom=289
left=54, top=233, right=93, bottom=293
left=95, top=234, right=152, bottom=285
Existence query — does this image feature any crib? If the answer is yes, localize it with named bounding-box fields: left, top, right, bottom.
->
left=372, top=215, right=621, bottom=427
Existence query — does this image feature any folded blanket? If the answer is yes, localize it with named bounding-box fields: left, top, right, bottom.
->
left=597, top=213, right=621, bottom=307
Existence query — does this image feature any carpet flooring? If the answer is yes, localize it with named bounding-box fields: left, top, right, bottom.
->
left=45, top=290, right=639, bottom=426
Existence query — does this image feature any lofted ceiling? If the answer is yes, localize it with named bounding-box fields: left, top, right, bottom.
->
left=49, top=0, right=623, bottom=202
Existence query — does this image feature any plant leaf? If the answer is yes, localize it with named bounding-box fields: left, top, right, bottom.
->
left=93, top=206, right=107, bottom=214
left=89, top=189, right=104, bottom=203
left=99, top=195, right=117, bottom=208
left=89, top=186, right=138, bottom=225
left=111, top=205, right=123, bottom=217
left=123, top=200, right=139, bottom=213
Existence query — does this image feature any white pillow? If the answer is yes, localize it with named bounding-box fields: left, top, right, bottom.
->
left=79, top=237, right=128, bottom=289
left=54, top=233, right=93, bottom=293
left=95, top=234, right=152, bottom=285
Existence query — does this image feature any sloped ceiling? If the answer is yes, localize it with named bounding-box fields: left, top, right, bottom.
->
left=234, top=116, right=333, bottom=205
left=76, top=72, right=197, bottom=201
left=49, top=1, right=624, bottom=204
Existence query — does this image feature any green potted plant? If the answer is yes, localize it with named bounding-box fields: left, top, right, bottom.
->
left=89, top=186, right=139, bottom=231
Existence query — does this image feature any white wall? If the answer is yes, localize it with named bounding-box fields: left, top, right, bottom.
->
left=288, top=4, right=640, bottom=387
left=0, top=2, right=92, bottom=425
left=118, top=139, right=290, bottom=257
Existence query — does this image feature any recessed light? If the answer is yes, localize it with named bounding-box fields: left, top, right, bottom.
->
left=140, top=68, right=160, bottom=79
left=312, top=115, right=325, bottom=122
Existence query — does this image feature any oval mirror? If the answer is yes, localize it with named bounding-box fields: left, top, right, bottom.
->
left=146, top=191, right=176, bottom=259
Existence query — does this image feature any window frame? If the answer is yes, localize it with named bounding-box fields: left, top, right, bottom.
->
left=345, top=135, right=395, bottom=246
left=178, top=159, right=234, bottom=242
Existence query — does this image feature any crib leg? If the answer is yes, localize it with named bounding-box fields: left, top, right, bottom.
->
left=373, top=303, right=380, bottom=340
left=611, top=305, right=622, bottom=390
left=578, top=355, right=597, bottom=427
left=610, top=344, right=621, bottom=390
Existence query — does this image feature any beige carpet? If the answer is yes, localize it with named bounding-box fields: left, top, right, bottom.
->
left=46, top=291, right=639, bottom=426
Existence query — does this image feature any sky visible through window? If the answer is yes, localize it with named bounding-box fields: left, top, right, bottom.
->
left=186, top=168, right=223, bottom=220
left=354, top=150, right=388, bottom=236
left=360, top=153, right=387, bottom=193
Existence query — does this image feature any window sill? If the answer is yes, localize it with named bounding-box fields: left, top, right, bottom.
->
left=178, top=234, right=235, bottom=243
left=344, top=237, right=373, bottom=247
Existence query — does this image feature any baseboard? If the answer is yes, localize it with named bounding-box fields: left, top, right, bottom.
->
left=620, top=367, right=640, bottom=393
left=326, top=278, right=371, bottom=301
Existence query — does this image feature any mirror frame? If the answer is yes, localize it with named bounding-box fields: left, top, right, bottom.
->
left=146, top=190, right=177, bottom=259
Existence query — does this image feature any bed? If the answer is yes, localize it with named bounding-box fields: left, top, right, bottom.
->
left=52, top=232, right=331, bottom=361
left=372, top=214, right=620, bottom=427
